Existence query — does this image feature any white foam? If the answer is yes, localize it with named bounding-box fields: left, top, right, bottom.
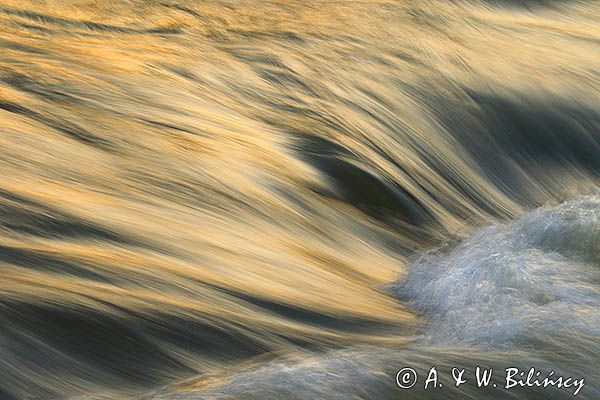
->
left=390, top=196, right=600, bottom=346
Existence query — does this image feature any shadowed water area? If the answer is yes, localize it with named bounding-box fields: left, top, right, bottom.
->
left=0, top=0, right=599, bottom=399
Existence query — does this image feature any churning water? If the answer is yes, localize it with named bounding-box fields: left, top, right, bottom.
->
left=0, top=0, right=598, bottom=399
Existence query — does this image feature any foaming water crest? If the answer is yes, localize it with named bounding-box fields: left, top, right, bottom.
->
left=394, top=195, right=600, bottom=346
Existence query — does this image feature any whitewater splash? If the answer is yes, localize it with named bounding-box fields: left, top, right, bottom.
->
left=394, top=195, right=600, bottom=347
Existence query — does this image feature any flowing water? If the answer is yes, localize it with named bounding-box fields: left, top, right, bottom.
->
left=0, top=0, right=599, bottom=399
